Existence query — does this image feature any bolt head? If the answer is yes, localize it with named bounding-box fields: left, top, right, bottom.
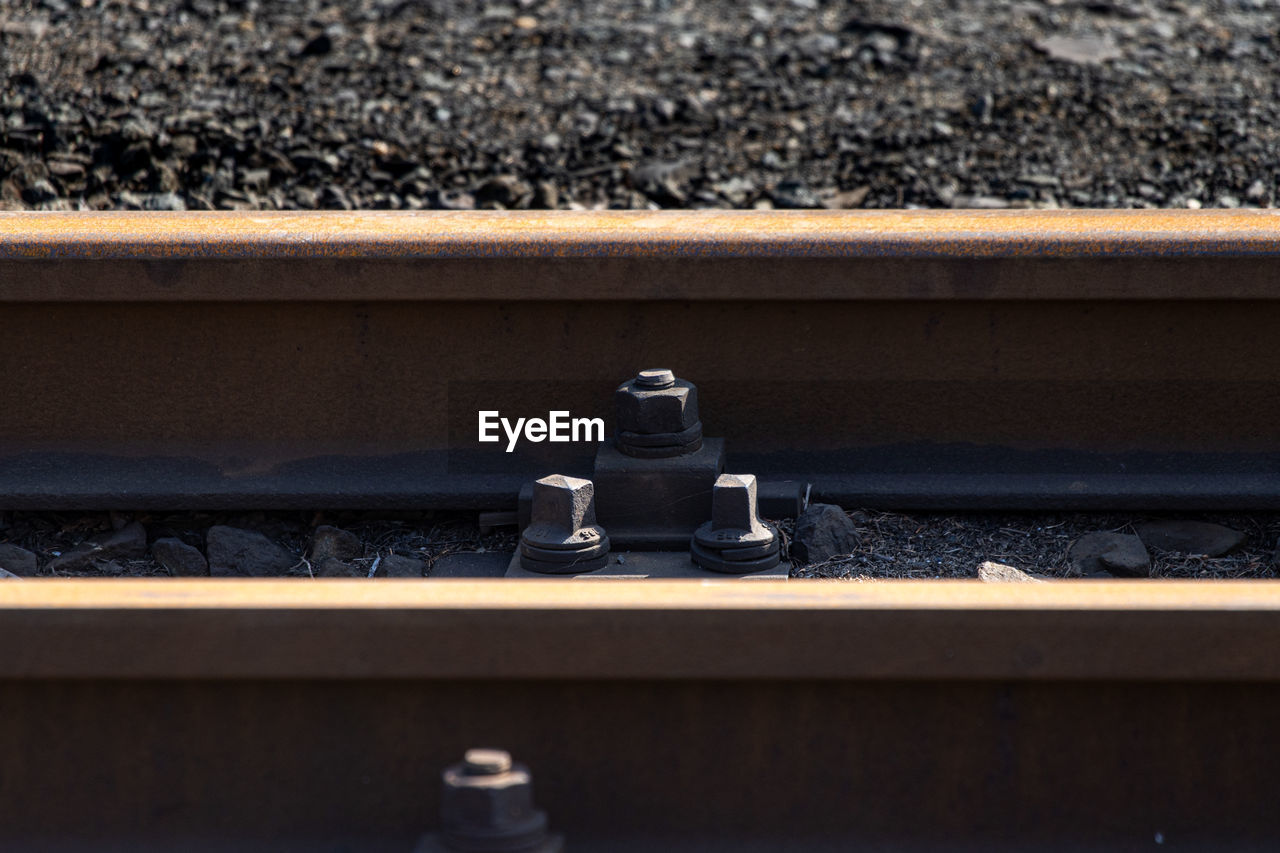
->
left=711, top=473, right=761, bottom=532
left=615, top=372, right=699, bottom=436
left=693, top=473, right=776, bottom=550
left=529, top=474, right=597, bottom=529
left=523, top=474, right=606, bottom=551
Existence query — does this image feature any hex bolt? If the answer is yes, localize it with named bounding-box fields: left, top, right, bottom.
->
left=691, top=473, right=781, bottom=574
left=436, top=748, right=564, bottom=853
left=613, top=368, right=703, bottom=458
left=520, top=474, right=610, bottom=574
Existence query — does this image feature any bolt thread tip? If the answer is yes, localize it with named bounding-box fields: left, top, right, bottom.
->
left=463, top=748, right=513, bottom=775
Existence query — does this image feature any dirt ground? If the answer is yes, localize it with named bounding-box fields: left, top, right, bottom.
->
left=3, top=0, right=1276, bottom=211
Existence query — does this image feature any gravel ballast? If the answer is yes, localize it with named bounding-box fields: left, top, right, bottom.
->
left=1, top=508, right=1276, bottom=579
left=2, top=0, right=1275, bottom=211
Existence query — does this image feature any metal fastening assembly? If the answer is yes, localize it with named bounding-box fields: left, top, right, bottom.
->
left=512, top=369, right=805, bottom=569
left=422, top=748, right=563, bottom=853
left=519, top=474, right=610, bottom=574
left=690, top=473, right=781, bottom=574
left=589, top=367, right=725, bottom=550
left=612, top=368, right=703, bottom=459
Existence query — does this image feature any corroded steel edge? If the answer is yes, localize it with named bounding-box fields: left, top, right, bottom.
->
left=1, top=209, right=1279, bottom=259
left=3, top=577, right=1277, bottom=610
left=1, top=579, right=1277, bottom=681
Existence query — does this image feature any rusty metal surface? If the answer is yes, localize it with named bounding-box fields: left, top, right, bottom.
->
left=3, top=209, right=1280, bottom=261
left=3, top=579, right=1280, bottom=681
left=2, top=211, right=1280, bottom=509
left=2, top=579, right=1280, bottom=850
left=1, top=210, right=1280, bottom=301
left=6, top=679, right=1280, bottom=851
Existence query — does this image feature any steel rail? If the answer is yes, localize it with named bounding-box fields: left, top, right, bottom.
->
left=3, top=209, right=1280, bottom=300
left=2, top=210, right=1280, bottom=510
left=3, top=578, right=1280, bottom=851
left=0, top=578, right=1278, bottom=680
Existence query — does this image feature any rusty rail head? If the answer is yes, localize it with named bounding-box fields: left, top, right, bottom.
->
left=1, top=209, right=1280, bottom=261
left=2, top=210, right=1280, bottom=302
left=2, top=578, right=1280, bottom=682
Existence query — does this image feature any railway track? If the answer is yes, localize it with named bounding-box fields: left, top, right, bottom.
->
left=4, top=209, right=1280, bottom=510
left=3, top=210, right=1280, bottom=850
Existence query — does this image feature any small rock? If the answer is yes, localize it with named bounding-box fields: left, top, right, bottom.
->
left=0, top=543, right=38, bottom=576
left=431, top=189, right=475, bottom=210
left=1069, top=532, right=1150, bottom=578
left=21, top=179, right=58, bottom=205
left=142, top=192, right=186, bottom=211
left=770, top=180, right=823, bottom=209
left=950, top=194, right=1010, bottom=209
left=971, top=92, right=994, bottom=123
left=631, top=159, right=690, bottom=204
left=375, top=553, right=425, bottom=578
left=308, top=525, right=362, bottom=562
left=820, top=186, right=870, bottom=209
left=533, top=180, right=558, bottom=209
left=152, top=537, right=208, bottom=577
left=0, top=567, right=20, bottom=580
left=47, top=522, right=147, bottom=573
left=1136, top=520, right=1246, bottom=557
left=206, top=525, right=297, bottom=577
left=315, top=556, right=359, bottom=577
left=1035, top=35, right=1123, bottom=65
left=299, top=33, right=333, bottom=57
left=474, top=175, right=532, bottom=209
left=47, top=160, right=85, bottom=178
left=977, top=561, right=1044, bottom=583
left=792, top=504, right=860, bottom=564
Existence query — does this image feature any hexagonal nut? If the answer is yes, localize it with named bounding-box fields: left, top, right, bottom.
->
left=441, top=763, right=545, bottom=840
left=614, top=378, right=699, bottom=436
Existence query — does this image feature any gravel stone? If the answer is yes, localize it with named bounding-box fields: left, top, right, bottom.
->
left=1069, top=532, right=1151, bottom=578
left=375, top=553, right=425, bottom=578
left=792, top=504, right=861, bottom=564
left=207, top=525, right=297, bottom=577
left=972, top=560, right=1044, bottom=581
left=315, top=556, right=358, bottom=578
left=308, top=525, right=362, bottom=562
left=1035, top=36, right=1124, bottom=65
left=0, top=543, right=38, bottom=576
left=1136, top=520, right=1247, bottom=557
left=151, top=537, right=209, bottom=577
left=977, top=560, right=1044, bottom=583
left=46, top=522, right=147, bottom=573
